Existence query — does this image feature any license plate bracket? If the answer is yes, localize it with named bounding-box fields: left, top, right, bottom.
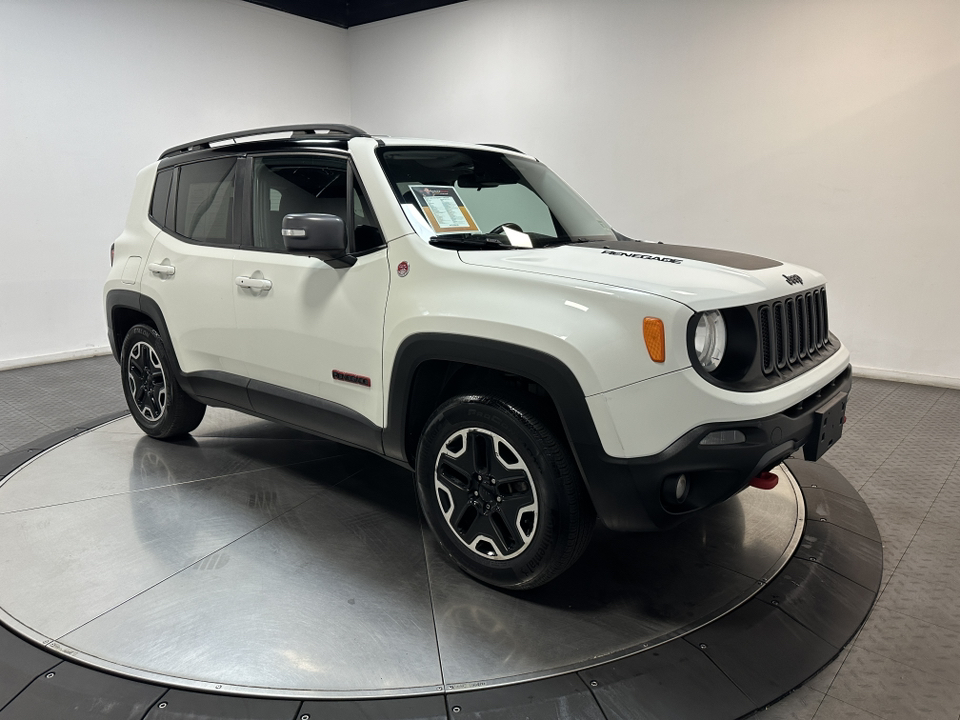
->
left=804, top=391, right=848, bottom=461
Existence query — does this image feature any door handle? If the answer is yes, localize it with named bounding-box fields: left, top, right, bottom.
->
left=147, top=263, right=176, bottom=277
left=235, top=276, right=273, bottom=291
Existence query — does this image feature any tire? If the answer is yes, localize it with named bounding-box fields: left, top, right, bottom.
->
left=416, top=393, right=595, bottom=590
left=120, top=324, right=206, bottom=439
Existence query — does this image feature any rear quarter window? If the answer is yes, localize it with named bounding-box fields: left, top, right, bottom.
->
left=150, top=169, right=174, bottom=227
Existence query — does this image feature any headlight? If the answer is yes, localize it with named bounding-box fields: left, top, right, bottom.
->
left=694, top=310, right=726, bottom=372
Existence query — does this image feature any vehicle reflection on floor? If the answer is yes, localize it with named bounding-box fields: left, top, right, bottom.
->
left=0, top=408, right=803, bottom=697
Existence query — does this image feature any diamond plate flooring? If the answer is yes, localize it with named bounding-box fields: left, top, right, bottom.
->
left=753, top=378, right=960, bottom=720
left=2, top=359, right=959, bottom=718
left=0, top=355, right=124, bottom=453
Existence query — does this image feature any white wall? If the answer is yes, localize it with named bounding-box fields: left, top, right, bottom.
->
left=4, top=0, right=958, bottom=386
left=350, top=0, right=960, bottom=386
left=0, top=0, right=349, bottom=368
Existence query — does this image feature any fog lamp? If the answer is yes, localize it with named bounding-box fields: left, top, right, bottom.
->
left=662, top=473, right=689, bottom=505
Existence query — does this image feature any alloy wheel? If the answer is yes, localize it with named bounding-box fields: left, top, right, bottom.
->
left=434, top=427, right=539, bottom=559
left=127, top=341, right=167, bottom=422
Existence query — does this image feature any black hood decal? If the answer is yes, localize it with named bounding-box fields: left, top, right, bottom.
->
left=581, top=240, right=782, bottom=271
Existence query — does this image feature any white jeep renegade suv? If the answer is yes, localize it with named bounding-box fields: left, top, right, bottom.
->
left=105, top=124, right=851, bottom=589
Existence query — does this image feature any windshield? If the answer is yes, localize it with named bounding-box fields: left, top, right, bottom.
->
left=378, top=147, right=618, bottom=248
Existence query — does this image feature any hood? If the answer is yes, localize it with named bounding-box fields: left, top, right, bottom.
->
left=457, top=240, right=825, bottom=310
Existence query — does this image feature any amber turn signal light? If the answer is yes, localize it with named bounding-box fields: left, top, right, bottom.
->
left=643, top=317, right=665, bottom=363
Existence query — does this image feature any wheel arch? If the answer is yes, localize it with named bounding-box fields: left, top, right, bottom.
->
left=106, top=289, right=191, bottom=392
left=383, top=334, right=605, bottom=477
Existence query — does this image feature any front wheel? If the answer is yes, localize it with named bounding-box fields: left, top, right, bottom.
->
left=120, top=324, right=206, bottom=439
left=416, top=394, right=595, bottom=590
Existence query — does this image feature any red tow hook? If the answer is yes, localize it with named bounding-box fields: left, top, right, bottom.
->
left=750, top=471, right=779, bottom=490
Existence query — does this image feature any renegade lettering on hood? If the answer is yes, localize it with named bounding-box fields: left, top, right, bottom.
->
left=602, top=249, right=682, bottom=264
left=585, top=241, right=782, bottom=271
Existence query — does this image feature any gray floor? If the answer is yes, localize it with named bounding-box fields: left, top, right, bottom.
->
left=0, top=404, right=804, bottom=696
left=1, top=357, right=959, bottom=717
left=0, top=354, right=125, bottom=452
left=753, top=378, right=960, bottom=720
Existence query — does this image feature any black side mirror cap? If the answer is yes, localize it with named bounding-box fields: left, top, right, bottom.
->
left=282, top=214, right=354, bottom=266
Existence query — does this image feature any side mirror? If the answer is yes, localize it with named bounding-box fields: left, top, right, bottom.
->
left=282, top=214, right=355, bottom=267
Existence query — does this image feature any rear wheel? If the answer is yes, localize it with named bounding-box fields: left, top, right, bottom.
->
left=416, top=393, right=594, bottom=589
left=120, top=324, right=205, bottom=439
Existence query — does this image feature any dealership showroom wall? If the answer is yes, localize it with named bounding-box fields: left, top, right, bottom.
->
left=0, top=0, right=351, bottom=368
left=2, top=0, right=959, bottom=387
left=2, top=1, right=960, bottom=720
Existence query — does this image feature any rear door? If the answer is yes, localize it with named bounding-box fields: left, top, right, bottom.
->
left=142, top=156, right=247, bottom=379
left=232, top=153, right=389, bottom=434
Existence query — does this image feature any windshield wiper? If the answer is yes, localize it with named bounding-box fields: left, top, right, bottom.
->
left=541, top=237, right=594, bottom=247
left=429, top=233, right=515, bottom=250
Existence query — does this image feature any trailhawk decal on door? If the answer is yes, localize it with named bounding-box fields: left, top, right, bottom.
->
left=332, top=370, right=372, bottom=387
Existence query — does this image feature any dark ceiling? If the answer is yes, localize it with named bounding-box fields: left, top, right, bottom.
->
left=244, top=0, right=469, bottom=28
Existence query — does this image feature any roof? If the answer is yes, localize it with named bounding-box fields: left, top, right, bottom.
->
left=158, top=124, right=529, bottom=163
left=159, top=124, right=370, bottom=159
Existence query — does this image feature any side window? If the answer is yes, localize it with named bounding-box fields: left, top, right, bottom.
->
left=150, top=169, right=174, bottom=227
left=175, top=158, right=237, bottom=245
left=252, top=156, right=348, bottom=252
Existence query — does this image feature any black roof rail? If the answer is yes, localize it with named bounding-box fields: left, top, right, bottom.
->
left=479, top=143, right=525, bottom=154
left=159, top=124, right=371, bottom=160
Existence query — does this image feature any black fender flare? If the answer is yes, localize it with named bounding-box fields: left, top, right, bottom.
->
left=105, top=289, right=196, bottom=396
left=383, top=333, right=604, bottom=469
left=382, top=334, right=651, bottom=529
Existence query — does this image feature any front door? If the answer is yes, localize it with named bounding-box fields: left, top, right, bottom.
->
left=233, top=153, right=389, bottom=431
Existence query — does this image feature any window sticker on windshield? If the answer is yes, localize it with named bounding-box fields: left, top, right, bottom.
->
left=408, top=185, right=479, bottom=234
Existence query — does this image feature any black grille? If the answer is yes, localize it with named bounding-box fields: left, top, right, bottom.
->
left=773, top=303, right=787, bottom=370
left=800, top=294, right=808, bottom=352
left=784, top=298, right=798, bottom=363
left=757, top=288, right=830, bottom=377
left=758, top=306, right=772, bottom=374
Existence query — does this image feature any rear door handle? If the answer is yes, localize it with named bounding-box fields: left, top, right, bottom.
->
left=235, top=276, right=273, bottom=291
left=147, top=263, right=176, bottom=277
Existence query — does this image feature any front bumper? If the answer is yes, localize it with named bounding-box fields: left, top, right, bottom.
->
left=575, top=364, right=852, bottom=532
